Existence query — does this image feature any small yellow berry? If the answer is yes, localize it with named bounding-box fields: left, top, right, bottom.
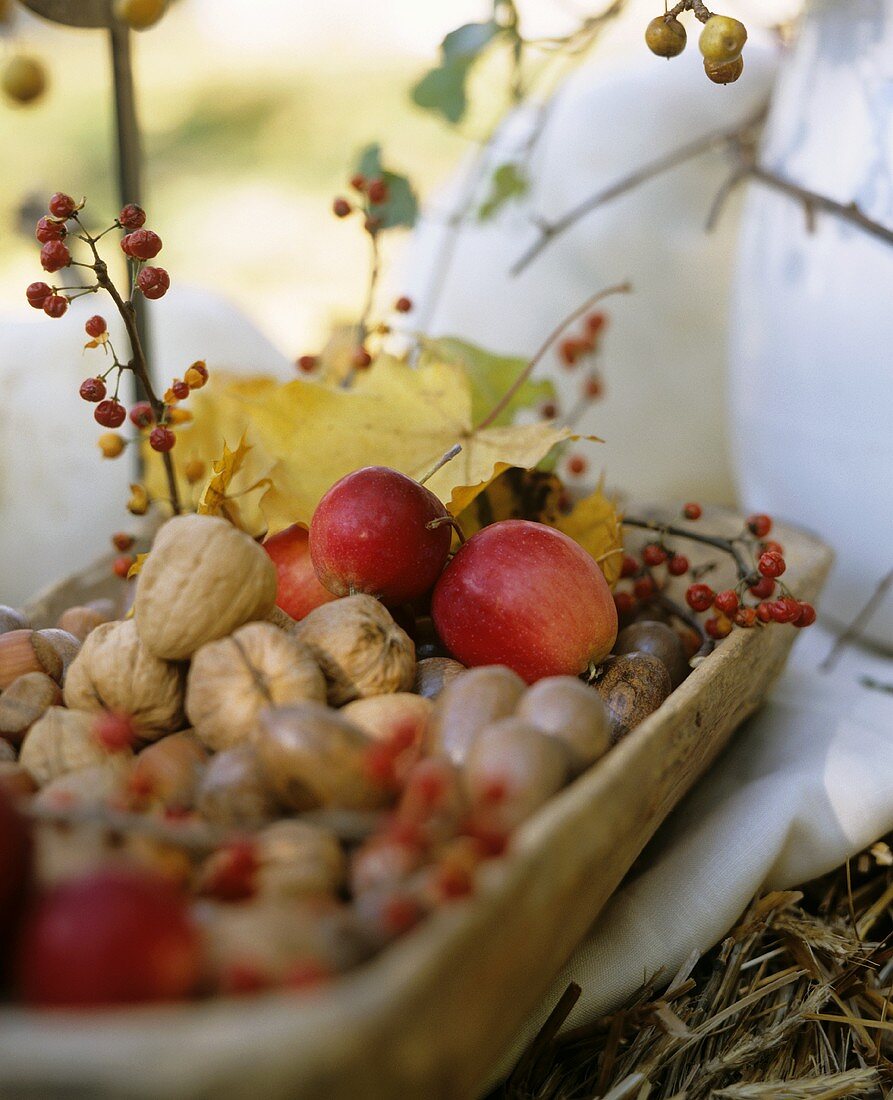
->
left=704, top=54, right=744, bottom=84
left=127, top=483, right=150, bottom=516
left=699, top=15, right=747, bottom=64
left=645, top=15, right=687, bottom=58
left=167, top=407, right=193, bottom=425
left=184, top=458, right=206, bottom=484
left=98, top=432, right=126, bottom=459
left=113, top=0, right=167, bottom=30
left=2, top=55, right=47, bottom=106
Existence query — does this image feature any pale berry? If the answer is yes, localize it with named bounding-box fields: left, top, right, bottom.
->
left=48, top=192, right=77, bottom=219
left=79, top=377, right=106, bottom=403
left=332, top=197, right=352, bottom=218
left=121, top=229, right=162, bottom=260
left=704, top=55, right=744, bottom=84
left=699, top=14, right=747, bottom=64
left=129, top=402, right=154, bottom=429
left=705, top=615, right=732, bottom=640
left=683, top=502, right=702, bottom=521
left=35, top=216, right=65, bottom=243
left=747, top=513, right=772, bottom=538
left=184, top=361, right=208, bottom=389
left=118, top=203, right=146, bottom=229
left=352, top=346, right=372, bottom=369
left=686, top=583, right=714, bottom=612
left=98, top=433, right=125, bottom=459
left=667, top=554, right=689, bottom=576
left=85, top=315, right=107, bottom=338
left=137, top=266, right=170, bottom=300
left=93, top=711, right=137, bottom=752
left=26, top=281, right=52, bottom=309
left=149, top=426, right=175, bottom=452
left=184, top=458, right=206, bottom=483
left=758, top=550, right=786, bottom=579
left=40, top=240, right=70, bottom=273
left=95, top=400, right=126, bottom=428
left=645, top=14, right=687, bottom=57
left=43, top=295, right=68, bottom=318
left=714, top=589, right=739, bottom=616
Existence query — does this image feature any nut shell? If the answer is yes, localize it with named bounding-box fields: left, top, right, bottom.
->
left=593, top=653, right=672, bottom=743
left=0, top=606, right=30, bottom=636
left=19, top=706, right=132, bottom=787
left=292, top=594, right=415, bottom=706
left=57, top=605, right=111, bottom=641
left=0, top=630, right=61, bottom=689
left=414, top=657, right=465, bottom=700
left=0, top=672, right=62, bottom=745
left=517, top=676, right=611, bottom=775
left=426, top=665, right=526, bottom=766
left=614, top=620, right=690, bottom=688
left=63, top=619, right=185, bottom=742
left=129, top=731, right=208, bottom=811
left=186, top=622, right=326, bottom=751
left=196, top=745, right=280, bottom=828
left=134, top=514, right=278, bottom=660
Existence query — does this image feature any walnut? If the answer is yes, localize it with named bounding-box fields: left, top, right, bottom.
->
left=19, top=706, right=132, bottom=787
left=0, top=672, right=62, bottom=745
left=196, top=744, right=280, bottom=828
left=291, top=594, right=415, bottom=706
left=186, top=622, right=325, bottom=751
left=63, top=619, right=185, bottom=742
left=134, top=514, right=278, bottom=660
left=254, top=702, right=391, bottom=812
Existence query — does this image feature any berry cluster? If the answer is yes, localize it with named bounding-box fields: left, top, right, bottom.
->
left=613, top=506, right=816, bottom=642
left=645, top=3, right=747, bottom=85
left=332, top=172, right=390, bottom=232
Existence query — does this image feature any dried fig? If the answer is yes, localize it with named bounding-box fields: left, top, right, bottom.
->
left=517, top=676, right=611, bottom=775
left=593, top=653, right=672, bottom=743
left=19, top=707, right=132, bottom=787
left=186, top=622, right=325, bottom=751
left=414, top=657, right=465, bottom=700
left=255, top=702, right=390, bottom=812
left=63, top=619, right=185, bottom=742
left=128, top=731, right=208, bottom=811
left=291, top=594, right=415, bottom=706
left=0, top=672, right=62, bottom=745
left=196, top=744, right=280, bottom=828
left=426, top=665, right=526, bottom=766
left=614, top=620, right=689, bottom=688
left=134, top=514, right=278, bottom=660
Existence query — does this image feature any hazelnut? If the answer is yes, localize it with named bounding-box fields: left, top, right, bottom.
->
left=414, top=657, right=465, bottom=700
left=134, top=514, right=278, bottom=660
left=426, top=665, right=526, bottom=766
left=0, top=672, right=62, bottom=745
left=593, top=653, right=672, bottom=743
left=63, top=619, right=185, bottom=742
left=291, top=594, right=415, bottom=706
left=0, top=629, right=66, bottom=689
left=196, top=744, right=280, bottom=828
left=517, top=676, right=611, bottom=775
left=57, top=604, right=112, bottom=641
left=255, top=702, right=390, bottom=812
left=35, top=629, right=82, bottom=682
left=19, top=706, right=132, bottom=787
left=614, top=620, right=689, bottom=688
left=0, top=606, right=29, bottom=636
left=186, top=622, right=326, bottom=751
left=129, top=730, right=208, bottom=811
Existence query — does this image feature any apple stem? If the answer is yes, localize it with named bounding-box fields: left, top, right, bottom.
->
left=419, top=443, right=462, bottom=486
left=427, top=515, right=467, bottom=545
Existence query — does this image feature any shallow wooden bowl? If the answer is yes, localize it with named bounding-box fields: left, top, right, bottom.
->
left=0, top=513, right=832, bottom=1099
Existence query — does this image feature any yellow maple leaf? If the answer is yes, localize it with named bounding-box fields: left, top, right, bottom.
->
left=555, top=480, right=624, bottom=588
left=126, top=552, right=148, bottom=579
left=197, top=433, right=257, bottom=528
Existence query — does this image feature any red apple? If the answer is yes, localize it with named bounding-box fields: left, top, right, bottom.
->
left=17, top=866, right=202, bottom=1007
left=263, top=523, right=337, bottom=621
left=0, top=787, right=31, bottom=950
left=309, top=466, right=452, bottom=605
left=431, top=520, right=617, bottom=683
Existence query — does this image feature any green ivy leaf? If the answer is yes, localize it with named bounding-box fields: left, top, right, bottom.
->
left=411, top=64, right=468, bottom=125
left=479, top=162, right=530, bottom=220
left=419, top=336, right=555, bottom=427
left=354, top=144, right=419, bottom=230
left=442, top=20, right=500, bottom=63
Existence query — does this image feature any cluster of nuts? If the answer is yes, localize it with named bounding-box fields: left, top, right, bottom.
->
left=0, top=512, right=692, bottom=1007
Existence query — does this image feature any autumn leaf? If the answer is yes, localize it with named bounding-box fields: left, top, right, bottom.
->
left=555, top=480, right=624, bottom=588
left=126, top=553, right=148, bottom=580
left=196, top=433, right=271, bottom=529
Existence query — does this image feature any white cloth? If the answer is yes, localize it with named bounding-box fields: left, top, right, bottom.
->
left=495, top=624, right=893, bottom=1080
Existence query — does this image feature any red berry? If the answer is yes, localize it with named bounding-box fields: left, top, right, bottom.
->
left=201, top=840, right=258, bottom=902
left=683, top=502, right=702, bottom=521
left=794, top=602, right=816, bottom=628
left=642, top=543, right=667, bottom=567
left=758, top=550, right=786, bottom=579
left=171, top=380, right=190, bottom=401
left=350, top=173, right=367, bottom=192
left=667, top=554, right=689, bottom=576
left=129, top=401, right=154, bottom=429
left=705, top=615, right=732, bottom=640
left=16, top=867, right=201, bottom=1007
left=332, top=197, right=352, bottom=218
left=363, top=215, right=382, bottom=234
left=40, top=240, right=71, bottom=273
left=79, top=377, right=107, bottom=403
left=769, top=597, right=801, bottom=624
left=113, top=555, right=135, bottom=579
left=431, top=519, right=618, bottom=682
left=633, top=575, right=655, bottom=600
left=584, top=374, right=603, bottom=400
left=85, top=315, right=107, bottom=337
left=747, top=513, right=772, bottom=538
left=121, top=229, right=162, bottom=260
left=94, top=399, right=126, bottom=428
left=749, top=576, right=775, bottom=599
left=149, top=426, right=176, bottom=452
left=112, top=532, right=134, bottom=552
left=137, top=265, right=170, bottom=300
left=118, top=203, right=146, bottom=229
left=558, top=338, right=586, bottom=367
left=48, top=192, right=77, bottom=219
left=756, top=601, right=774, bottom=623
left=567, top=454, right=587, bottom=477
left=43, top=295, right=68, bottom=318
left=686, top=583, right=715, bottom=612
left=540, top=402, right=558, bottom=420
left=310, top=466, right=452, bottom=605
left=714, top=589, right=739, bottom=616
left=394, top=296, right=413, bottom=313
left=35, top=216, right=66, bottom=243
left=352, top=346, right=372, bottom=370
left=620, top=553, right=639, bottom=579
left=26, top=281, right=52, bottom=309
left=297, top=355, right=317, bottom=374
left=761, top=540, right=785, bottom=556
left=614, top=591, right=635, bottom=615
left=734, top=607, right=757, bottom=628
left=93, top=710, right=137, bottom=752
left=263, top=524, right=337, bottom=621
left=366, top=178, right=388, bottom=204
left=585, top=311, right=606, bottom=337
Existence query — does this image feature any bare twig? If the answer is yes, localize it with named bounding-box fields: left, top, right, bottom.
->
left=820, top=567, right=893, bottom=672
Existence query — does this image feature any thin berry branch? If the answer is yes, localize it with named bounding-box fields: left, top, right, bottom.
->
left=623, top=516, right=751, bottom=578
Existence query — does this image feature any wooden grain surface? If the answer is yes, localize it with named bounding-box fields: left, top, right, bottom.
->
left=0, top=515, right=833, bottom=1099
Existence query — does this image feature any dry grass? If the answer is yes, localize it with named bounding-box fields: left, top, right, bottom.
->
left=498, top=843, right=893, bottom=1099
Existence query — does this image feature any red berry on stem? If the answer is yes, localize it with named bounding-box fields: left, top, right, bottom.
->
left=686, top=583, right=715, bottom=612
left=350, top=173, right=367, bottom=192
left=171, top=379, right=190, bottom=401
left=614, top=591, right=635, bottom=615
left=620, top=553, right=639, bottom=579
left=667, top=553, right=689, bottom=576
left=642, top=543, right=667, bottom=567
left=129, top=401, right=154, bottom=429
left=747, top=513, right=772, bottom=538
left=43, top=295, right=69, bottom=319
left=113, top=555, right=134, bottom=579
left=149, top=426, right=176, bottom=453
left=352, top=346, right=372, bottom=370
left=705, top=615, right=732, bottom=640
left=734, top=607, right=757, bottom=628
left=758, top=550, right=786, bottom=579
left=540, top=401, right=557, bottom=420
left=35, top=216, right=66, bottom=243
left=121, top=229, right=162, bottom=260
left=794, top=602, right=816, bottom=628
left=714, top=589, right=739, bottom=616
left=567, top=454, right=587, bottom=477
left=85, top=315, right=107, bottom=338
left=137, top=265, right=170, bottom=300
left=558, top=338, right=586, bottom=367
left=431, top=519, right=618, bottom=683
left=761, top=540, right=784, bottom=556
left=297, top=355, right=317, bottom=373
left=40, top=240, right=70, bottom=272
left=633, top=575, right=655, bottom=600
left=79, top=377, right=107, bottom=403
left=332, top=197, right=352, bottom=218
left=584, top=374, right=603, bottom=400
left=367, top=178, right=388, bottom=204
left=585, top=311, right=606, bottom=337
left=26, top=281, right=52, bottom=309
left=395, top=296, right=413, bottom=313
left=769, top=597, right=800, bottom=624
left=112, top=532, right=134, bottom=552
left=749, top=575, right=775, bottom=599
left=118, top=203, right=146, bottom=229
left=16, top=866, right=201, bottom=1007
left=263, top=524, right=338, bottom=621
left=48, top=192, right=77, bottom=219
left=683, top=502, right=702, bottom=521
left=756, top=601, right=774, bottom=623
left=94, top=400, right=126, bottom=428
left=310, top=466, right=452, bottom=605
